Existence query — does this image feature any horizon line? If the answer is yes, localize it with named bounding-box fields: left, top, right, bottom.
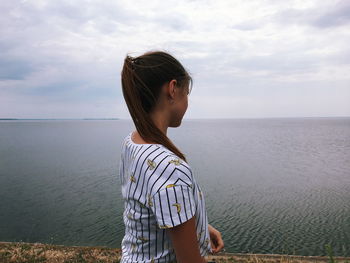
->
left=1, top=116, right=350, bottom=121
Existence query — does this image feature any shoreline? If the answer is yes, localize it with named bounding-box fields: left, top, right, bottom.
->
left=1, top=241, right=350, bottom=263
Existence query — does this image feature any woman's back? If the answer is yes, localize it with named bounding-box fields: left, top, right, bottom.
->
left=119, top=131, right=212, bottom=262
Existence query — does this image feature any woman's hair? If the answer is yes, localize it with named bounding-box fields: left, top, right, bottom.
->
left=121, top=50, right=192, bottom=162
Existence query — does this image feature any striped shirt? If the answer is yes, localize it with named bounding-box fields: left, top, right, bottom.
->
left=119, top=132, right=212, bottom=262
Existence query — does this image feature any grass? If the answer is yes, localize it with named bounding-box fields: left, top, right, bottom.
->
left=0, top=242, right=121, bottom=263
left=326, top=244, right=335, bottom=263
left=1, top=241, right=349, bottom=263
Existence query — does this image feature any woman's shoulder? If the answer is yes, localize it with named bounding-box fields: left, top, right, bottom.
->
left=143, top=145, right=191, bottom=172
left=124, top=132, right=187, bottom=158
left=146, top=152, right=193, bottom=193
left=122, top=131, right=192, bottom=176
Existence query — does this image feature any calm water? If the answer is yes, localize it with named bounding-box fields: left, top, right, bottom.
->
left=0, top=118, right=349, bottom=256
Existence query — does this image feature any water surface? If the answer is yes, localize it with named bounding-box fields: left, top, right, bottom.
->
left=0, top=118, right=349, bottom=256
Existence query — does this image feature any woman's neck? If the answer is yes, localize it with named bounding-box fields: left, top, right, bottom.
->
left=150, top=110, right=169, bottom=135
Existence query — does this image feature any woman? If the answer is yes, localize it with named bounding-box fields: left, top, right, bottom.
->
left=119, top=50, right=224, bottom=263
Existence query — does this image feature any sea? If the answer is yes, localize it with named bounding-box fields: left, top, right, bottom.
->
left=0, top=117, right=349, bottom=256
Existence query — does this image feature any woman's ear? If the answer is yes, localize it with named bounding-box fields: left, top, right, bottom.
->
left=168, top=79, right=177, bottom=100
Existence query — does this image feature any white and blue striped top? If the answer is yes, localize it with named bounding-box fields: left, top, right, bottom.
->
left=119, top=132, right=212, bottom=262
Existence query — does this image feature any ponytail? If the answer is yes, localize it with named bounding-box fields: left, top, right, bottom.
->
left=121, top=52, right=191, bottom=162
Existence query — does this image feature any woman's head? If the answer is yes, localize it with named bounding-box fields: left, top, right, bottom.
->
left=121, top=50, right=192, bottom=161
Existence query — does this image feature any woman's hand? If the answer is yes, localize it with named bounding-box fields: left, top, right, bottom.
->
left=208, top=224, right=224, bottom=254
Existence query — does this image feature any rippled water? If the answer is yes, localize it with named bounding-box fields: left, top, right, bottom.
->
left=0, top=118, right=349, bottom=256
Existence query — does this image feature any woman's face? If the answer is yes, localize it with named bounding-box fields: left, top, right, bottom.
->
left=169, top=84, right=189, bottom=127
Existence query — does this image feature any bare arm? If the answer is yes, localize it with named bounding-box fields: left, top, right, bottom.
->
left=166, top=216, right=207, bottom=263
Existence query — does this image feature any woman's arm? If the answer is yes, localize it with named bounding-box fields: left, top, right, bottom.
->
left=166, top=216, right=207, bottom=263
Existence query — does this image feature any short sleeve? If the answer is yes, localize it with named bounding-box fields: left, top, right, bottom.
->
left=151, top=184, right=196, bottom=229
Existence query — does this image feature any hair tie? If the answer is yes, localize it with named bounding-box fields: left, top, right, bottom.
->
left=130, top=57, right=140, bottom=71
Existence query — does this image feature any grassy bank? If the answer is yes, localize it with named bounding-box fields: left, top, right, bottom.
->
left=0, top=241, right=349, bottom=263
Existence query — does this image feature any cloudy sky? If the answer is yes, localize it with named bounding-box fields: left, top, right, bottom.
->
left=1, top=0, right=349, bottom=119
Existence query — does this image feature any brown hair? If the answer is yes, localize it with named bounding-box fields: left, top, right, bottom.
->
left=121, top=50, right=192, bottom=162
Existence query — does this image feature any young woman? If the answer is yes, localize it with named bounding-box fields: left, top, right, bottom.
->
left=119, top=51, right=224, bottom=263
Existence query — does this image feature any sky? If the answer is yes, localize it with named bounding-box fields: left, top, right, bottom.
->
left=0, top=0, right=349, bottom=119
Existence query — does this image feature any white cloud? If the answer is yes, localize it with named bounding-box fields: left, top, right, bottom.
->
left=0, top=0, right=349, bottom=118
